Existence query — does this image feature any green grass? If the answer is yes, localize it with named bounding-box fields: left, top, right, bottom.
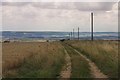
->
left=18, top=46, right=65, bottom=78
left=3, top=40, right=118, bottom=78
left=65, top=40, right=118, bottom=78
left=63, top=43, right=91, bottom=78
left=4, top=42, right=65, bottom=78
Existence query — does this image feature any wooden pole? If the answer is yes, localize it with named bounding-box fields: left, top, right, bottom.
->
left=71, top=32, right=72, bottom=40
left=91, top=12, right=94, bottom=41
left=78, top=27, right=79, bottom=40
left=73, top=29, right=74, bottom=40
left=69, top=33, right=70, bottom=40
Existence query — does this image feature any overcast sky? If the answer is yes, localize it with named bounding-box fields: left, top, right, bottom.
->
left=1, top=1, right=119, bottom=32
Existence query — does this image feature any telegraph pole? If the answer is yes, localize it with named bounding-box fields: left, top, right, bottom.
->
left=91, top=12, right=94, bottom=41
left=71, top=32, right=72, bottom=40
left=69, top=33, right=70, bottom=40
left=78, top=27, right=79, bottom=40
left=73, top=29, right=74, bottom=40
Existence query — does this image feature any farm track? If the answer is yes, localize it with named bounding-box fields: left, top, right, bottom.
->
left=62, top=43, right=108, bottom=78
left=69, top=45, right=108, bottom=78
left=60, top=49, right=71, bottom=79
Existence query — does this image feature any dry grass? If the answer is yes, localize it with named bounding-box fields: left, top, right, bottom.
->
left=2, top=42, right=65, bottom=78
left=63, top=43, right=91, bottom=78
left=0, top=43, right=2, bottom=77
left=65, top=40, right=118, bottom=78
left=2, top=40, right=118, bottom=78
left=3, top=42, right=45, bottom=72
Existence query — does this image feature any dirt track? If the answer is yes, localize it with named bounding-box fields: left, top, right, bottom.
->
left=60, top=49, right=71, bottom=78
left=60, top=43, right=108, bottom=78
left=73, top=48, right=108, bottom=78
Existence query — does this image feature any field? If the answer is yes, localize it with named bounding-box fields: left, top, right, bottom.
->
left=0, top=43, right=2, bottom=78
left=2, top=40, right=118, bottom=79
left=2, top=42, right=65, bottom=78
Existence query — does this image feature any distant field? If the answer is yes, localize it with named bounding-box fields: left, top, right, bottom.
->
left=2, top=40, right=118, bottom=78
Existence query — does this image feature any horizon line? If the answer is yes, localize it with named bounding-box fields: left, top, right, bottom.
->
left=1, top=31, right=119, bottom=33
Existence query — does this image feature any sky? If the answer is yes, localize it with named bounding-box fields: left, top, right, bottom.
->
left=0, top=0, right=119, bottom=32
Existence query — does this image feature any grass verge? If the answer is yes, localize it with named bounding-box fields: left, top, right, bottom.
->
left=66, top=40, right=118, bottom=78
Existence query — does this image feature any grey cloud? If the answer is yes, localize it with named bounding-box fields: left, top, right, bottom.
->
left=118, top=2, right=120, bottom=10
left=32, top=2, right=116, bottom=12
left=2, top=2, right=30, bottom=6
left=74, top=2, right=115, bottom=11
left=2, top=2, right=76, bottom=9
left=22, top=12, right=37, bottom=18
left=32, top=2, right=55, bottom=9
left=32, top=2, right=75, bottom=9
left=2, top=2, right=116, bottom=11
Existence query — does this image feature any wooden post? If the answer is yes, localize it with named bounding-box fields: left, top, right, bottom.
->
left=73, top=29, right=74, bottom=40
left=69, top=33, right=70, bottom=40
left=91, top=12, right=94, bottom=41
left=78, top=27, right=79, bottom=40
left=71, top=32, right=72, bottom=40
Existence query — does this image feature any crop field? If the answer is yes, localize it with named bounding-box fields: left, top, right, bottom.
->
left=2, top=40, right=118, bottom=79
